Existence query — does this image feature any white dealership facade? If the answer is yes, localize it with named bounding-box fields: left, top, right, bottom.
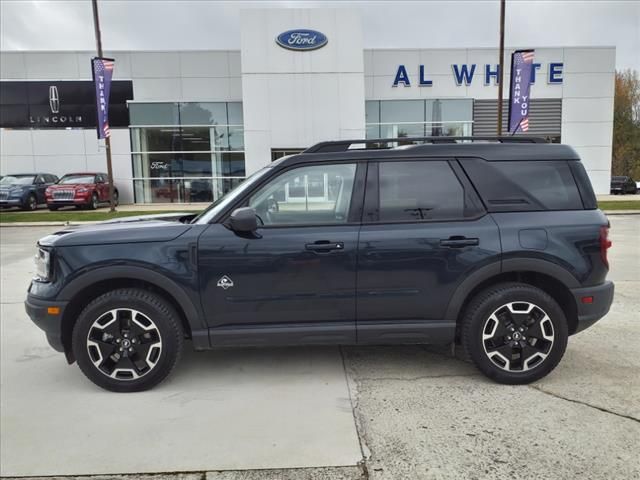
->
left=0, top=8, right=616, bottom=202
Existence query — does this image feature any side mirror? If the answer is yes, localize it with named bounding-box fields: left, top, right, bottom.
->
left=229, top=207, right=258, bottom=233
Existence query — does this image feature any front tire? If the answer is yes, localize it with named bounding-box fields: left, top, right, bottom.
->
left=23, top=194, right=37, bottom=211
left=87, top=193, right=99, bottom=210
left=72, top=288, right=184, bottom=392
left=462, top=283, right=568, bottom=384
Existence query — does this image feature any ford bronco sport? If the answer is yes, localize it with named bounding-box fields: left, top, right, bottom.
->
left=25, top=136, right=615, bottom=392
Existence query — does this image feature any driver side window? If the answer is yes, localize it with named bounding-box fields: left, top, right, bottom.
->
left=248, top=163, right=357, bottom=226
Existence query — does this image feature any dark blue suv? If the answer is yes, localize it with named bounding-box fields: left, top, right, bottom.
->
left=25, top=137, right=615, bottom=391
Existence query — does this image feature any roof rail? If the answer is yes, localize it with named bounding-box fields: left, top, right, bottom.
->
left=304, top=136, right=548, bottom=153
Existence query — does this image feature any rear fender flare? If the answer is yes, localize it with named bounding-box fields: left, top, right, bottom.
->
left=445, top=258, right=579, bottom=320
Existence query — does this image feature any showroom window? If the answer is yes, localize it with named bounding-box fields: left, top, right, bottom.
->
left=366, top=99, right=473, bottom=142
left=129, top=102, right=245, bottom=203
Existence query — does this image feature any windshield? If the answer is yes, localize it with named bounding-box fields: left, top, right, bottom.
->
left=0, top=175, right=34, bottom=185
left=193, top=167, right=272, bottom=224
left=59, top=175, right=96, bottom=184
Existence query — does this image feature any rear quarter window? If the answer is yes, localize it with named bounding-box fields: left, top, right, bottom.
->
left=460, top=159, right=583, bottom=211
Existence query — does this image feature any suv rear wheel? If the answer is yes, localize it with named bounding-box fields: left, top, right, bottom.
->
left=72, top=288, right=184, bottom=392
left=462, top=282, right=568, bottom=384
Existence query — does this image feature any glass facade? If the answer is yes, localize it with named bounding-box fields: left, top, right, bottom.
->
left=130, top=102, right=245, bottom=203
left=366, top=99, right=473, bottom=140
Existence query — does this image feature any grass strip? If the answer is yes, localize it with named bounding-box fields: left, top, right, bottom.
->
left=0, top=209, right=201, bottom=223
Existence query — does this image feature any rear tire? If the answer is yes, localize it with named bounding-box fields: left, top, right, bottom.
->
left=72, top=288, right=184, bottom=392
left=462, top=282, right=568, bottom=384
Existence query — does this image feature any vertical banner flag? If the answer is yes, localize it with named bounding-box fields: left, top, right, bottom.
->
left=91, top=57, right=115, bottom=139
left=508, top=49, right=535, bottom=133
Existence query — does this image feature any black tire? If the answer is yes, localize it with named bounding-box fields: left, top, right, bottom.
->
left=87, top=193, right=99, bottom=210
left=23, top=194, right=37, bottom=211
left=113, top=190, right=119, bottom=207
left=462, top=282, right=568, bottom=384
left=72, top=288, right=184, bottom=392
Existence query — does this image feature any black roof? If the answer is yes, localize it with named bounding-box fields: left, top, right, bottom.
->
left=275, top=136, right=580, bottom=168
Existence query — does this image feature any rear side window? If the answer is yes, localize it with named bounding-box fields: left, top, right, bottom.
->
left=460, top=159, right=583, bottom=211
left=377, top=161, right=469, bottom=221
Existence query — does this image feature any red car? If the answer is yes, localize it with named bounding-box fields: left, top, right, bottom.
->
left=46, top=173, right=119, bottom=211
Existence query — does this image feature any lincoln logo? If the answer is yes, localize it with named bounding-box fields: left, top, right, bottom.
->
left=49, top=86, right=60, bottom=114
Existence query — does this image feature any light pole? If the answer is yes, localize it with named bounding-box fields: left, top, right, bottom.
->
left=497, top=0, right=506, bottom=135
left=91, top=0, right=116, bottom=212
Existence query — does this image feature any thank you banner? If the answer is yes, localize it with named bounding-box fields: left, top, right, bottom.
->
left=508, top=50, right=535, bottom=133
left=92, top=57, right=115, bottom=139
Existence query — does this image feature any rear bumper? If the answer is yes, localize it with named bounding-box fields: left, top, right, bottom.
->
left=570, top=281, right=614, bottom=334
left=24, top=294, right=68, bottom=352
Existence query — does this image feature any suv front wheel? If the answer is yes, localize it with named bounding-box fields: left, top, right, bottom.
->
left=72, top=288, right=184, bottom=392
left=462, top=283, right=568, bottom=384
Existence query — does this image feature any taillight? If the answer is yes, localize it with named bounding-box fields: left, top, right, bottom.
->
left=599, top=224, right=612, bottom=268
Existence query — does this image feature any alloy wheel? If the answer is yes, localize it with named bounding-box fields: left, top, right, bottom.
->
left=86, top=308, right=162, bottom=380
left=482, top=302, right=554, bottom=372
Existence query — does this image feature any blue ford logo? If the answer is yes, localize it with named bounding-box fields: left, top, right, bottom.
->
left=276, top=29, right=328, bottom=51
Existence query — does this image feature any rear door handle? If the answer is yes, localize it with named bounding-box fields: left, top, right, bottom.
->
left=440, top=236, right=479, bottom=248
left=305, top=241, right=344, bottom=252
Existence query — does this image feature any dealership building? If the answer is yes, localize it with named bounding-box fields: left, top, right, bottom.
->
left=0, top=8, right=616, bottom=203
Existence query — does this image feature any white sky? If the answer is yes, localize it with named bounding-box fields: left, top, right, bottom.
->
left=1, top=0, right=638, bottom=70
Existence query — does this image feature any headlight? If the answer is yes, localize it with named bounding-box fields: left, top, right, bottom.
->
left=9, top=188, right=23, bottom=197
left=76, top=188, right=88, bottom=194
left=34, top=247, right=51, bottom=282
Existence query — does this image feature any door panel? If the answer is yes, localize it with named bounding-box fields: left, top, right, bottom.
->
left=198, top=159, right=363, bottom=346
left=357, top=215, right=501, bottom=323
left=356, top=159, right=501, bottom=343
left=198, top=224, right=359, bottom=343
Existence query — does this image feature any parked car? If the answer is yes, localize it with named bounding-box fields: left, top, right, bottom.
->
left=0, top=173, right=58, bottom=211
left=610, top=175, right=638, bottom=194
left=45, top=173, right=118, bottom=210
left=25, top=136, right=614, bottom=392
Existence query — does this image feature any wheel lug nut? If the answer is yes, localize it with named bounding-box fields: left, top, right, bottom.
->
left=119, top=347, right=123, bottom=351
left=128, top=347, right=134, bottom=352
left=506, top=336, right=511, bottom=340
left=116, top=339, right=121, bottom=343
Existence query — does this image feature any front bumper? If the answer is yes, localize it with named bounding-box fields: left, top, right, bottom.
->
left=570, top=281, right=615, bottom=334
left=0, top=198, right=24, bottom=207
left=47, top=198, right=89, bottom=206
left=24, top=293, right=68, bottom=352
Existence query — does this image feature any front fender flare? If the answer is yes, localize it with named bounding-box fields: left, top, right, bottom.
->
left=57, top=265, right=205, bottom=330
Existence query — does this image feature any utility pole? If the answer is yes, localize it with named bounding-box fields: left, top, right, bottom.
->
left=91, top=0, right=116, bottom=212
left=497, top=0, right=506, bottom=135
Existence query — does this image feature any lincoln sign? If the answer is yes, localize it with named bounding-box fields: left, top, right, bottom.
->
left=0, top=80, right=133, bottom=129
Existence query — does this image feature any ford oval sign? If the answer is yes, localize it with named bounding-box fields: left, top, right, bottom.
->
left=276, top=29, right=328, bottom=51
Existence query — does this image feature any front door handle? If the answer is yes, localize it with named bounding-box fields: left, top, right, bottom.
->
left=305, top=241, right=344, bottom=252
left=440, top=236, right=479, bottom=248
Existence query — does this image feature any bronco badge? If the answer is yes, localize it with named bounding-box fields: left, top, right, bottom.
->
left=216, top=275, right=234, bottom=290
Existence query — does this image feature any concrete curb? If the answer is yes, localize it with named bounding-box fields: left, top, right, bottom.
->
left=1, top=210, right=639, bottom=227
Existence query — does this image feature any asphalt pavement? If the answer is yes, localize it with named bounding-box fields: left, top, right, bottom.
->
left=1, top=216, right=638, bottom=479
